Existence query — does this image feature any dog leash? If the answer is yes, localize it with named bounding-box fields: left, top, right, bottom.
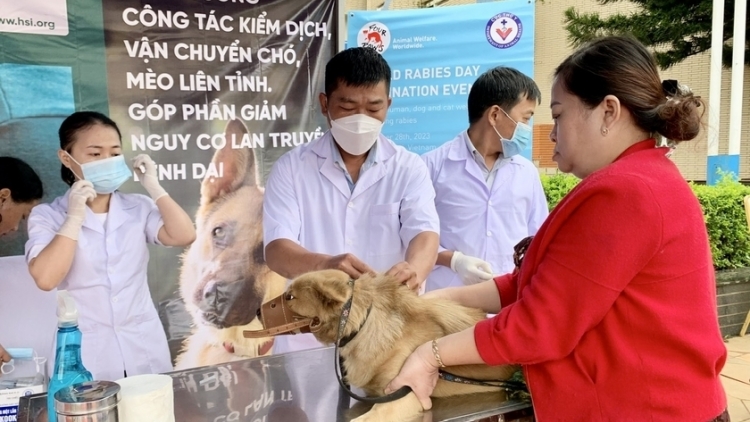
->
left=334, top=279, right=413, bottom=404
left=438, top=371, right=528, bottom=391
left=513, top=235, right=534, bottom=268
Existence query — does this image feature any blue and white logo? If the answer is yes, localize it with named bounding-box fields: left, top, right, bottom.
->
left=485, top=12, right=522, bottom=49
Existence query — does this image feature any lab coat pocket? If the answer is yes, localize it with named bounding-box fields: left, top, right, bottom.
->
left=75, top=229, right=100, bottom=260
left=368, top=202, right=402, bottom=255
left=77, top=232, right=91, bottom=249
left=495, top=201, right=524, bottom=221
left=134, top=312, right=172, bottom=374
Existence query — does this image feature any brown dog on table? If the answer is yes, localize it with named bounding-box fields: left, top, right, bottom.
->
left=248, top=269, right=519, bottom=422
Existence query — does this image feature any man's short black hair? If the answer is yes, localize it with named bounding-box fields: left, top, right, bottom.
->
left=324, top=47, right=391, bottom=96
left=467, top=66, right=541, bottom=124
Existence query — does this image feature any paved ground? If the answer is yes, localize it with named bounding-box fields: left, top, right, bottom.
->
left=722, top=336, right=750, bottom=421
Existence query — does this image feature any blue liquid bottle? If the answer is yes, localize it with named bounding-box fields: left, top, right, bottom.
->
left=47, top=291, right=93, bottom=422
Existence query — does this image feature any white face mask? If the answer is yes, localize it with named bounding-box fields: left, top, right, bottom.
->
left=329, top=113, right=383, bottom=156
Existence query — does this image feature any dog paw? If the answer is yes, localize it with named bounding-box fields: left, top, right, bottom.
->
left=352, top=402, right=423, bottom=422
left=351, top=393, right=425, bottom=422
left=351, top=409, right=395, bottom=422
left=352, top=411, right=423, bottom=422
left=351, top=413, right=376, bottom=422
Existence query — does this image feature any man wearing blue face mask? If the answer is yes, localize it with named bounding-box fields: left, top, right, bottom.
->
left=263, top=47, right=440, bottom=355
left=24, top=111, right=196, bottom=381
left=422, top=66, right=549, bottom=291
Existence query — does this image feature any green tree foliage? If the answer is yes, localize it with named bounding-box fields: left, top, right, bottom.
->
left=563, top=0, right=749, bottom=69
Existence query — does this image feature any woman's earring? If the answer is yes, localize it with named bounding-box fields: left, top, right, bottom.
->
left=601, top=127, right=609, bottom=136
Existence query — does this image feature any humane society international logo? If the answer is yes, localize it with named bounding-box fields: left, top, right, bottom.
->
left=485, top=12, right=522, bottom=49
left=0, top=0, right=69, bottom=36
left=357, top=22, right=391, bottom=53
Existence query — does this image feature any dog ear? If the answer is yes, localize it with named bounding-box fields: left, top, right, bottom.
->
left=200, top=119, right=260, bottom=205
left=309, top=279, right=350, bottom=309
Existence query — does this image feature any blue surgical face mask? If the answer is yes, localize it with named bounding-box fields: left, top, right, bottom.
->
left=1, top=348, right=45, bottom=375
left=66, top=152, right=132, bottom=194
left=493, top=109, right=532, bottom=158
left=0, top=348, right=47, bottom=389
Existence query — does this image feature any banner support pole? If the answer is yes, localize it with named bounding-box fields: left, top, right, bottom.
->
left=337, top=0, right=347, bottom=52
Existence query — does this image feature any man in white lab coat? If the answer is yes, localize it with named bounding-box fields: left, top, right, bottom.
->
left=263, top=47, right=440, bottom=354
left=423, top=66, right=549, bottom=292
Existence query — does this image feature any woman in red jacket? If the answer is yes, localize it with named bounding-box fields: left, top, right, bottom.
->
left=386, top=35, right=728, bottom=421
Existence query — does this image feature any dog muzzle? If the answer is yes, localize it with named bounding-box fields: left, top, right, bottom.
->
left=243, top=293, right=321, bottom=339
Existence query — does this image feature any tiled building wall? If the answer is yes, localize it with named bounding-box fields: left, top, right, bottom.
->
left=532, top=123, right=554, bottom=169
left=343, top=0, right=750, bottom=181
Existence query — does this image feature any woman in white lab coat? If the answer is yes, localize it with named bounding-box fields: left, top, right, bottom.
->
left=25, top=111, right=196, bottom=381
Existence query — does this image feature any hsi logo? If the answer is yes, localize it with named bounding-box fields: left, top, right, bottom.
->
left=357, top=22, right=391, bottom=53
left=485, top=12, right=522, bottom=49
left=0, top=0, right=69, bottom=36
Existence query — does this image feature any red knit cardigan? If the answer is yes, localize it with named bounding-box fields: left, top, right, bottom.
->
left=475, top=140, right=727, bottom=421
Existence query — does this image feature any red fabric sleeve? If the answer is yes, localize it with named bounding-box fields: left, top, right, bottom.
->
left=474, top=174, right=663, bottom=365
left=494, top=273, right=518, bottom=308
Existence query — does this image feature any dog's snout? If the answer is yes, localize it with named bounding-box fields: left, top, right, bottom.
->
left=198, top=282, right=236, bottom=318
left=196, top=278, right=263, bottom=329
left=204, top=283, right=228, bottom=304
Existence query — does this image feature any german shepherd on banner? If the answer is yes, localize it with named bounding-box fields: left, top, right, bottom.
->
left=174, top=119, right=285, bottom=369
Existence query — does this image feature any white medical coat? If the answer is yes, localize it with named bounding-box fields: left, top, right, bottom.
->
left=263, top=131, right=440, bottom=353
left=422, top=131, right=549, bottom=291
left=25, top=190, right=172, bottom=381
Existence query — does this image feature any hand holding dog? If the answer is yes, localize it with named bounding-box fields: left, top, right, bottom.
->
left=133, top=154, right=168, bottom=201
left=384, top=341, right=439, bottom=410
left=319, top=253, right=374, bottom=279
left=451, top=252, right=493, bottom=285
left=386, top=261, right=419, bottom=290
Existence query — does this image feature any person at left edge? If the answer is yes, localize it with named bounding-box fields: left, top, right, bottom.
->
left=0, top=156, right=43, bottom=238
left=0, top=156, right=43, bottom=365
left=263, top=47, right=440, bottom=354
left=24, top=111, right=196, bottom=381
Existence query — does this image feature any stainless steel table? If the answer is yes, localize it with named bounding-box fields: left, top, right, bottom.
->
left=18, top=346, right=533, bottom=422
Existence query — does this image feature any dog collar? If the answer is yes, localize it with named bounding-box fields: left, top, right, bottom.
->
left=337, top=304, right=372, bottom=348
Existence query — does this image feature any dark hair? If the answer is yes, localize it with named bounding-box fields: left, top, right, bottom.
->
left=324, top=47, right=391, bottom=96
left=468, top=66, right=541, bottom=124
left=59, top=111, right=122, bottom=186
left=0, top=156, right=43, bottom=203
left=554, top=35, right=703, bottom=142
